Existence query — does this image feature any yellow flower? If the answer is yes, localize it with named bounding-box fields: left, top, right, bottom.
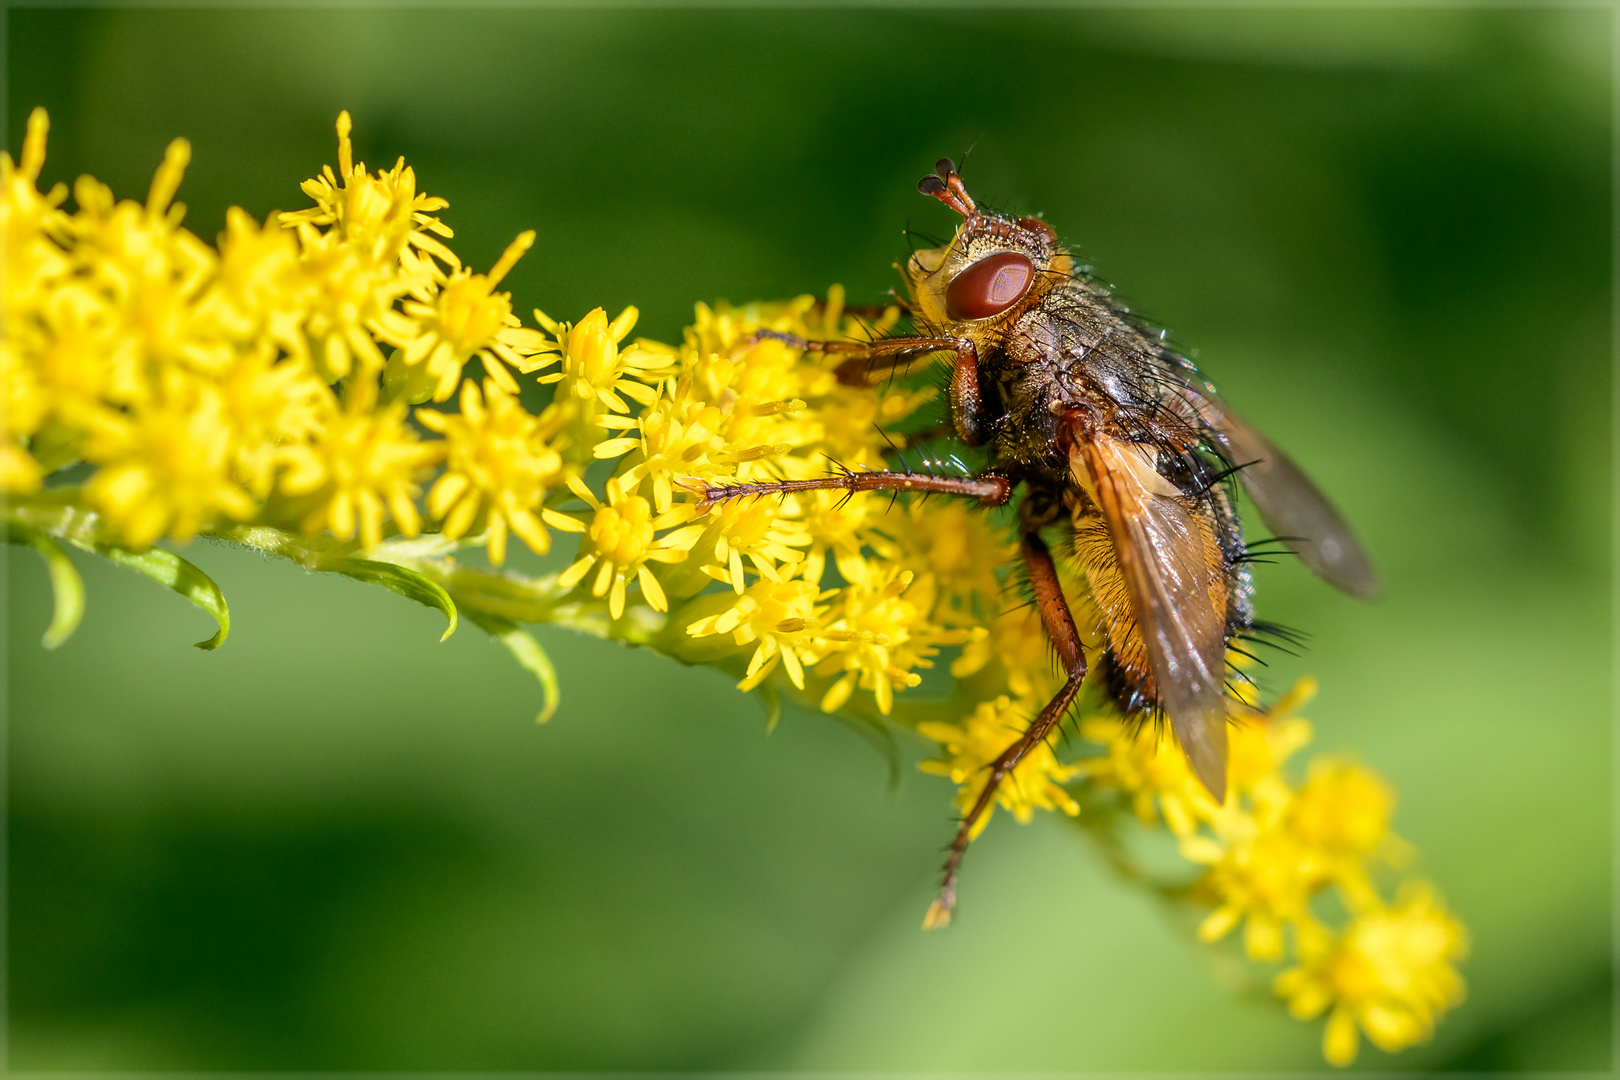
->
left=812, top=567, right=959, bottom=716
left=2, top=108, right=72, bottom=316
left=19, top=276, right=142, bottom=436
left=395, top=231, right=553, bottom=402
left=1185, top=821, right=1330, bottom=961
left=919, top=695, right=1081, bottom=838
left=281, top=220, right=410, bottom=382
left=0, top=342, right=43, bottom=491
left=686, top=577, right=825, bottom=691
left=897, top=497, right=1014, bottom=627
left=797, top=488, right=895, bottom=591
left=696, top=493, right=811, bottom=593
left=1079, top=715, right=1218, bottom=838
left=1227, top=676, right=1317, bottom=796
left=82, top=372, right=258, bottom=547
left=619, top=377, right=729, bottom=512
left=532, top=306, right=670, bottom=437
left=278, top=386, right=443, bottom=551
left=275, top=112, right=461, bottom=384
left=417, top=378, right=580, bottom=564
left=556, top=475, right=703, bottom=619
left=817, top=380, right=937, bottom=468
left=1275, top=884, right=1468, bottom=1066
left=211, top=206, right=306, bottom=342
left=61, top=140, right=238, bottom=378
left=1286, top=756, right=1405, bottom=908
left=280, top=111, right=459, bottom=274
left=1289, top=758, right=1395, bottom=858
left=216, top=345, right=334, bottom=498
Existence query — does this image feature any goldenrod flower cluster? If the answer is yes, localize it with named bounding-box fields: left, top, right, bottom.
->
left=1079, top=678, right=1469, bottom=1065
left=2, top=109, right=1466, bottom=1067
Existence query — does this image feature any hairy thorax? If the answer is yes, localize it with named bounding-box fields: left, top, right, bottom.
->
left=986, top=279, right=1193, bottom=481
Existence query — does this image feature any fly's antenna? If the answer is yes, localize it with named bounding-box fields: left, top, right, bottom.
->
left=918, top=158, right=977, bottom=219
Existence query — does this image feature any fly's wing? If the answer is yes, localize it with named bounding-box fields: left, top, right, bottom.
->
left=1077, top=438, right=1229, bottom=801
left=1214, top=414, right=1380, bottom=600
left=1169, top=379, right=1379, bottom=600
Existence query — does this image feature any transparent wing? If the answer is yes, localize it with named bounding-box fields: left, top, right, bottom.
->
left=1215, top=414, right=1380, bottom=600
left=1169, top=379, right=1379, bottom=600
left=1078, top=438, right=1229, bottom=800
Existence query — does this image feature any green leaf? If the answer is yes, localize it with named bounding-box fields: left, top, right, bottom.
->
left=7, top=522, right=86, bottom=648
left=94, top=544, right=232, bottom=650
left=326, top=556, right=458, bottom=641
left=756, top=681, right=783, bottom=733
left=468, top=611, right=561, bottom=723
left=828, top=710, right=905, bottom=793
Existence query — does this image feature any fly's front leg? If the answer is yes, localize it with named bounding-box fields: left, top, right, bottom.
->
left=752, top=328, right=870, bottom=360
left=838, top=336, right=990, bottom=451
left=753, top=329, right=991, bottom=449
left=924, top=528, right=1088, bottom=930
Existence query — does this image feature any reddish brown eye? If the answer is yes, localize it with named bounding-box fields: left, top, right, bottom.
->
left=945, top=252, right=1035, bottom=320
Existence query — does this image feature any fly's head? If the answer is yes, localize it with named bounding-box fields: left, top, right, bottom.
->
left=902, top=159, right=1072, bottom=341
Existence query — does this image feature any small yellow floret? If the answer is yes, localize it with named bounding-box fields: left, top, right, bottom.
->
left=1079, top=716, right=1217, bottom=838
left=278, top=390, right=442, bottom=551
left=397, top=231, right=552, bottom=402
left=83, top=376, right=257, bottom=546
left=532, top=306, right=671, bottom=435
left=919, top=695, right=1081, bottom=838
left=557, top=475, right=701, bottom=619
left=687, top=578, right=825, bottom=691
left=1290, top=758, right=1395, bottom=857
left=1275, top=884, right=1468, bottom=1066
left=281, top=110, right=459, bottom=272
left=417, top=378, right=576, bottom=564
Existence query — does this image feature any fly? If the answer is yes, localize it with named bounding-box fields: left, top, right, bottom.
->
left=695, top=159, right=1377, bottom=927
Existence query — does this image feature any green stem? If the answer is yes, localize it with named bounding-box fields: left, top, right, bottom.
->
left=6, top=492, right=970, bottom=747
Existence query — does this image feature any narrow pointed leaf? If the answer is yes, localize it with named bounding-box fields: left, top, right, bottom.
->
left=7, top=522, right=85, bottom=648
left=828, top=710, right=904, bottom=792
left=468, top=611, right=560, bottom=723
left=327, top=556, right=457, bottom=641
left=756, top=681, right=783, bottom=733
left=93, top=544, right=229, bottom=650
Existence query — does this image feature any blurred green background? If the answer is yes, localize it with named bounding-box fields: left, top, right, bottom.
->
left=5, top=6, right=1610, bottom=1071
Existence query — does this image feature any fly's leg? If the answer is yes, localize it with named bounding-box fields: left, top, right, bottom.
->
left=689, top=467, right=1011, bottom=509
left=923, top=529, right=1088, bottom=929
left=752, top=328, right=970, bottom=383
left=831, top=298, right=909, bottom=321
left=752, top=330, right=991, bottom=448
left=751, top=328, right=872, bottom=360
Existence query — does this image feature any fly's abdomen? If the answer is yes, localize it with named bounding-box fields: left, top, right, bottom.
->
left=1069, top=482, right=1248, bottom=722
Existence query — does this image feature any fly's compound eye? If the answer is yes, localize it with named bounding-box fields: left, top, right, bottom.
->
left=945, top=251, right=1035, bottom=321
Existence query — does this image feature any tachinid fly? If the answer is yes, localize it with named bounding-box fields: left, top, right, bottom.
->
left=696, top=159, right=1377, bottom=926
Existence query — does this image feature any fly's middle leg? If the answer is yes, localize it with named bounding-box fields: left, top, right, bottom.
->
left=688, top=468, right=1011, bottom=510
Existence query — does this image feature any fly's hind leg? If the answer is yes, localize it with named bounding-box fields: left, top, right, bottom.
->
left=924, top=528, right=1088, bottom=930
